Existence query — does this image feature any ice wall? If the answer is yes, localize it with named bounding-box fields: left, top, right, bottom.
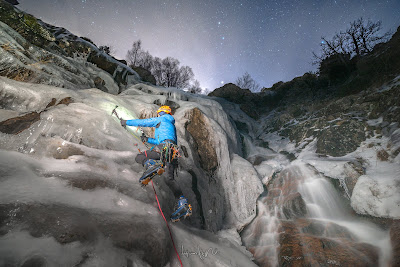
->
left=0, top=77, right=259, bottom=266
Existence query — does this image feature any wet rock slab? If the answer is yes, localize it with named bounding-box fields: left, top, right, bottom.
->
left=278, top=219, right=379, bottom=267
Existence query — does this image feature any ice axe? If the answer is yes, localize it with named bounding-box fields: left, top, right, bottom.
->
left=111, top=105, right=122, bottom=121
left=111, top=105, right=150, bottom=150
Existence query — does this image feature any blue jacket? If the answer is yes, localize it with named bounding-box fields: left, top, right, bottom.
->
left=126, top=114, right=177, bottom=145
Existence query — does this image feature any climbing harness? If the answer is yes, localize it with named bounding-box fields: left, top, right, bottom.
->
left=160, top=141, right=181, bottom=166
left=151, top=180, right=183, bottom=267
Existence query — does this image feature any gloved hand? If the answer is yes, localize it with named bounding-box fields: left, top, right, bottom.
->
left=120, top=119, right=127, bottom=128
left=141, top=134, right=148, bottom=143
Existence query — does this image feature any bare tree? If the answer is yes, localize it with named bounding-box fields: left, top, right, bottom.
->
left=151, top=57, right=163, bottom=85
left=161, top=57, right=180, bottom=87
left=358, top=18, right=391, bottom=53
left=176, top=65, right=194, bottom=89
left=235, top=72, right=261, bottom=92
left=314, top=17, right=391, bottom=61
left=124, top=41, right=196, bottom=89
left=188, top=80, right=202, bottom=94
left=126, top=40, right=142, bottom=67
left=137, top=50, right=153, bottom=70
left=346, top=18, right=363, bottom=57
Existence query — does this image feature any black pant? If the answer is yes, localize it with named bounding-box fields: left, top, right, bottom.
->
left=135, top=148, right=183, bottom=199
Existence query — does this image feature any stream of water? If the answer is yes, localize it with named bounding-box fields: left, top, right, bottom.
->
left=242, top=161, right=392, bottom=267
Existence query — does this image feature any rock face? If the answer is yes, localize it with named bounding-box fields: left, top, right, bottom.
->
left=0, top=112, right=40, bottom=134
left=132, top=66, right=157, bottom=85
left=278, top=220, right=378, bottom=267
left=179, top=103, right=263, bottom=231
left=0, top=95, right=74, bottom=135
left=185, top=108, right=218, bottom=172
left=209, top=83, right=260, bottom=119
left=0, top=1, right=139, bottom=92
left=390, top=221, right=400, bottom=267
left=316, top=120, right=367, bottom=156
left=4, top=0, right=18, bottom=5
left=208, top=83, right=253, bottom=104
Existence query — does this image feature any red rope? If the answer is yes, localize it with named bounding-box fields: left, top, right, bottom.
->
left=151, top=180, right=183, bottom=267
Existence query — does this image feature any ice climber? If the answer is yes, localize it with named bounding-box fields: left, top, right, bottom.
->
left=120, top=105, right=192, bottom=222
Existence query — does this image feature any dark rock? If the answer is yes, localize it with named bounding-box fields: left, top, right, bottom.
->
left=189, top=170, right=206, bottom=228
left=57, top=97, right=73, bottom=106
left=319, top=53, right=355, bottom=84
left=0, top=2, right=55, bottom=49
left=94, top=76, right=107, bottom=92
left=343, top=158, right=366, bottom=196
left=5, top=0, right=19, bottom=5
left=87, top=51, right=118, bottom=76
left=282, top=192, right=307, bottom=219
left=262, top=167, right=303, bottom=218
left=132, top=66, right=156, bottom=85
left=240, top=103, right=259, bottom=119
left=180, top=145, right=188, bottom=158
left=234, top=120, right=249, bottom=134
left=279, top=151, right=296, bottom=162
left=377, top=149, right=390, bottom=161
left=390, top=220, right=400, bottom=267
left=87, top=53, right=132, bottom=90
left=21, top=255, right=47, bottom=267
left=0, top=3, right=136, bottom=90
left=255, top=140, right=270, bottom=149
left=248, top=155, right=268, bottom=166
left=67, top=177, right=110, bottom=190
left=278, top=220, right=379, bottom=267
left=208, top=83, right=254, bottom=104
left=0, top=67, right=35, bottom=82
left=298, top=219, right=355, bottom=239
left=186, top=108, right=218, bottom=172
left=0, top=112, right=40, bottom=134
left=368, top=86, right=400, bottom=121
left=45, top=98, right=57, bottom=109
left=43, top=97, right=72, bottom=111
left=50, top=142, right=84, bottom=159
left=80, top=36, right=95, bottom=45
left=316, top=120, right=366, bottom=157
left=117, top=59, right=128, bottom=65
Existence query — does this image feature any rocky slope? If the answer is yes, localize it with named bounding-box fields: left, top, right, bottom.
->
left=210, top=28, right=400, bottom=266
left=0, top=0, right=140, bottom=93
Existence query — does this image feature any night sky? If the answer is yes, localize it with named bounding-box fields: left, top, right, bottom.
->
left=18, top=0, right=400, bottom=91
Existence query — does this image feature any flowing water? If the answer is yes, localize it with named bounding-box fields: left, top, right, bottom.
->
left=242, top=161, right=392, bottom=267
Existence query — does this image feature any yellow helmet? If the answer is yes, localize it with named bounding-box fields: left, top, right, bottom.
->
left=157, top=105, right=171, bottom=115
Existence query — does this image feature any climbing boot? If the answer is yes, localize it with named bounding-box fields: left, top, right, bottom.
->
left=170, top=196, right=192, bottom=222
left=139, top=159, right=164, bottom=186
